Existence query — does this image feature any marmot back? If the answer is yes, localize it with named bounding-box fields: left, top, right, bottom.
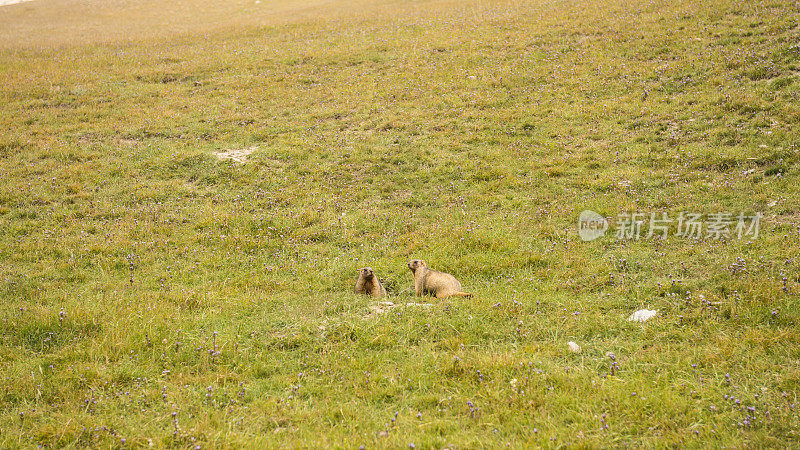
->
left=407, top=259, right=472, bottom=299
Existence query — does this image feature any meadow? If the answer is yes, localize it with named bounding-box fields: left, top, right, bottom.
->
left=1, top=0, right=799, bottom=447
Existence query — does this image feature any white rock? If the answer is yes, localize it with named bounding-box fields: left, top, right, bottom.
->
left=567, top=341, right=581, bottom=353
left=0, top=0, right=35, bottom=6
left=215, top=146, right=258, bottom=164
left=628, top=309, right=658, bottom=322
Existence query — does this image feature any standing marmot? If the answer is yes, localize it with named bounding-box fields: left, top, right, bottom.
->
left=354, top=267, right=387, bottom=297
left=408, top=259, right=472, bottom=299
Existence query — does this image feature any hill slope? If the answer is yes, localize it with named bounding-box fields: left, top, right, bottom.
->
left=1, top=0, right=799, bottom=446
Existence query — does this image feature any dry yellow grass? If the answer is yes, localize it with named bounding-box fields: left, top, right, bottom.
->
left=0, top=0, right=501, bottom=49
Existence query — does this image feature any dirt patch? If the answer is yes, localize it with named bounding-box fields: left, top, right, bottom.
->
left=365, top=301, right=434, bottom=318
left=119, top=138, right=140, bottom=146
left=215, top=146, right=257, bottom=163
left=368, top=301, right=397, bottom=316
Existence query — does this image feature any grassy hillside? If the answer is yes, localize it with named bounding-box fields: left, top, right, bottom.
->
left=1, top=0, right=799, bottom=447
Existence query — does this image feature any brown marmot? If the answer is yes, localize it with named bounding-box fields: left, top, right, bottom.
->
left=354, top=267, right=387, bottom=297
left=408, top=259, right=472, bottom=299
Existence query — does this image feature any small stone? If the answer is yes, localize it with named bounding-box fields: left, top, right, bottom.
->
left=567, top=341, right=581, bottom=353
left=628, top=309, right=658, bottom=322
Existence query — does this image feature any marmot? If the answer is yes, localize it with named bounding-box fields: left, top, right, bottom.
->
left=354, top=267, right=387, bottom=297
left=408, top=259, right=472, bottom=299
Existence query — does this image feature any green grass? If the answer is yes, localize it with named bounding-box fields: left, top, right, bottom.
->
left=1, top=0, right=799, bottom=447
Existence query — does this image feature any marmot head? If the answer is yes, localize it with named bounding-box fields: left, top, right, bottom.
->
left=359, top=267, right=375, bottom=279
left=407, top=259, right=427, bottom=273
